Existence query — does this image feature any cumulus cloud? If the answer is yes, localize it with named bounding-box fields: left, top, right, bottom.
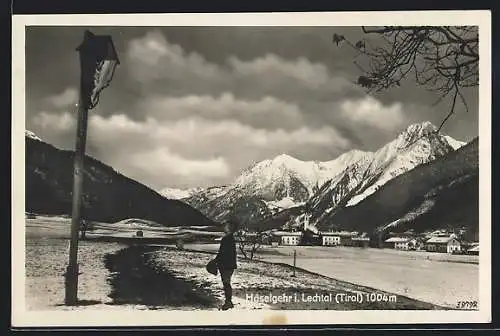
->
left=29, top=110, right=351, bottom=189
left=139, top=93, right=305, bottom=130
left=88, top=114, right=349, bottom=155
left=125, top=30, right=359, bottom=101
left=45, top=88, right=78, bottom=108
left=131, top=148, right=230, bottom=179
left=127, top=31, right=222, bottom=85
left=228, top=54, right=332, bottom=89
left=32, top=111, right=76, bottom=131
left=339, top=96, right=405, bottom=131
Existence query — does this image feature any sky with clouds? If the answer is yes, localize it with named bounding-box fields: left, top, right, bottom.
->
left=25, top=26, right=478, bottom=191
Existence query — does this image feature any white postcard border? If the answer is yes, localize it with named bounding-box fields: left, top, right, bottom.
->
left=11, top=10, right=492, bottom=327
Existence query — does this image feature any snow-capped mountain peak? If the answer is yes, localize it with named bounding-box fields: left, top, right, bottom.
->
left=232, top=150, right=375, bottom=211
left=394, top=122, right=465, bottom=152
left=395, top=121, right=438, bottom=149
left=160, top=187, right=203, bottom=200
left=320, top=150, right=373, bottom=171
left=25, top=130, right=42, bottom=142
left=403, top=121, right=437, bottom=135
left=345, top=121, right=457, bottom=206
left=273, top=153, right=297, bottom=163
left=183, top=150, right=377, bottom=225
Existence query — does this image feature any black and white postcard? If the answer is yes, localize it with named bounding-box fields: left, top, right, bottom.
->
left=12, top=11, right=492, bottom=327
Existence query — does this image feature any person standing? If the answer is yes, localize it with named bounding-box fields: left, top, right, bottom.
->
left=215, top=220, right=238, bottom=310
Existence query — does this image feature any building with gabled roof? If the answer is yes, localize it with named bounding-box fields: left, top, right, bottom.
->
left=467, top=244, right=479, bottom=255
left=272, top=231, right=302, bottom=246
left=425, top=236, right=462, bottom=253
left=320, top=231, right=341, bottom=246
left=351, top=236, right=370, bottom=248
left=384, top=237, right=412, bottom=250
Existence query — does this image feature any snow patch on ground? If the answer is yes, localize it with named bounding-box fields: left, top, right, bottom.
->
left=444, top=135, right=466, bottom=150
left=25, top=237, right=125, bottom=311
left=263, top=197, right=305, bottom=210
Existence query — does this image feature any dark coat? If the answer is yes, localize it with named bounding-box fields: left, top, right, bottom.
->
left=216, top=234, right=237, bottom=270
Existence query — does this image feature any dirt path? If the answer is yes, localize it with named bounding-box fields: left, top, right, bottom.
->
left=104, top=245, right=219, bottom=310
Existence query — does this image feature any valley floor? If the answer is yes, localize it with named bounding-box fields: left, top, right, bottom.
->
left=22, top=217, right=477, bottom=314
left=24, top=238, right=443, bottom=312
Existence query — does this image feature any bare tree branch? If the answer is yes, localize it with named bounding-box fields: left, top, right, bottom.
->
left=235, top=229, right=265, bottom=261
left=437, top=85, right=459, bottom=133
left=333, top=26, right=478, bottom=131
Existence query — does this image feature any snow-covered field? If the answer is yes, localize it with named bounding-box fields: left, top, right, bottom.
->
left=147, top=248, right=440, bottom=310
left=185, top=244, right=479, bottom=309
left=24, top=216, right=206, bottom=311
left=25, top=236, right=126, bottom=311
left=25, top=215, right=223, bottom=241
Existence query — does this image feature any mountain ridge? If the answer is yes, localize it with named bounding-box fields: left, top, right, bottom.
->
left=25, top=132, right=217, bottom=227
left=184, top=121, right=467, bottom=229
left=160, top=187, right=204, bottom=200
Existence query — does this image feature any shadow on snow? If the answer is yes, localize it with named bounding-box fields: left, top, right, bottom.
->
left=104, top=245, right=219, bottom=309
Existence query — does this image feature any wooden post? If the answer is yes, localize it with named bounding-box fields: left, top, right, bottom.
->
left=64, top=96, right=88, bottom=306
left=63, top=30, right=119, bottom=306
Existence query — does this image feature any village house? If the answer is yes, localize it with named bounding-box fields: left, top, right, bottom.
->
left=281, top=232, right=302, bottom=245
left=320, top=232, right=341, bottom=246
left=263, top=231, right=281, bottom=247
left=467, top=244, right=479, bottom=255
left=412, top=237, right=426, bottom=250
left=351, top=236, right=370, bottom=248
left=271, top=231, right=302, bottom=246
left=384, top=237, right=412, bottom=250
left=336, top=231, right=360, bottom=246
left=424, top=236, right=462, bottom=253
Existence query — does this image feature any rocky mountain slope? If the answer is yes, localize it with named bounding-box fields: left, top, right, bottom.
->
left=233, top=150, right=373, bottom=205
left=25, top=131, right=216, bottom=227
left=303, top=122, right=462, bottom=226
left=184, top=121, right=467, bottom=230
left=318, top=137, right=479, bottom=240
